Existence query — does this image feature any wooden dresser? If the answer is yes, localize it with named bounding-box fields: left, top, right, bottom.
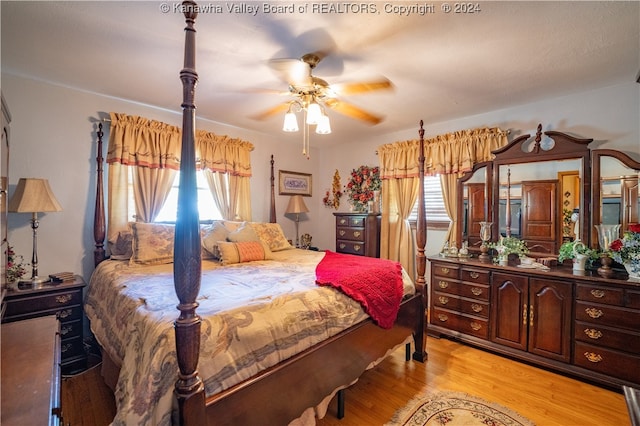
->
left=428, top=255, right=640, bottom=390
left=2, top=276, right=87, bottom=374
left=1, top=315, right=62, bottom=425
left=333, top=213, right=381, bottom=258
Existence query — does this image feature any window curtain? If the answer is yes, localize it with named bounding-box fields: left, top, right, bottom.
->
left=106, top=112, right=254, bottom=244
left=378, top=141, right=421, bottom=275
left=378, top=127, right=508, bottom=273
left=196, top=131, right=253, bottom=221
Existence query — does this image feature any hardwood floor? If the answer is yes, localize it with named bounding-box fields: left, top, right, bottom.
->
left=61, top=336, right=630, bottom=425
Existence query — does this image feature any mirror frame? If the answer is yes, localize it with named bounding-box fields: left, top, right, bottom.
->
left=456, top=124, right=594, bottom=257
left=591, top=149, right=640, bottom=249
left=456, top=161, right=493, bottom=254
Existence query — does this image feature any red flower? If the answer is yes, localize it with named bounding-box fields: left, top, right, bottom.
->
left=610, top=239, right=623, bottom=252
left=629, top=223, right=640, bottom=233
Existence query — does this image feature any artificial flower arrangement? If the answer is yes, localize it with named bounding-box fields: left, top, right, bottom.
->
left=5, top=245, right=27, bottom=283
left=609, top=223, right=640, bottom=276
left=488, top=235, right=528, bottom=264
left=322, top=169, right=342, bottom=210
left=345, top=165, right=381, bottom=212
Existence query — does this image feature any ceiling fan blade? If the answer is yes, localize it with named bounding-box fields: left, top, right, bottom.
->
left=331, top=78, right=394, bottom=96
left=324, top=98, right=384, bottom=125
left=268, top=58, right=312, bottom=87
left=250, top=103, right=290, bottom=121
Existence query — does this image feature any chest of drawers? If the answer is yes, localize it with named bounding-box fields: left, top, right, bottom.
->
left=3, top=277, right=86, bottom=375
left=333, top=213, right=380, bottom=257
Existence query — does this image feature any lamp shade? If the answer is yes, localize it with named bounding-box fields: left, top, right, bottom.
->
left=283, top=112, right=299, bottom=132
left=9, top=178, right=63, bottom=213
left=315, top=114, right=331, bottom=134
left=306, top=102, right=322, bottom=125
left=285, top=195, right=309, bottom=214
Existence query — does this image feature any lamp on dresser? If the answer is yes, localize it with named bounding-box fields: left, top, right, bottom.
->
left=8, top=178, right=62, bottom=286
left=285, top=195, right=309, bottom=248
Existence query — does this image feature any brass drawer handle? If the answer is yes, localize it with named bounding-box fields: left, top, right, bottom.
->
left=437, top=314, right=448, bottom=322
left=339, top=230, right=346, bottom=236
left=470, top=322, right=482, bottom=331
left=590, top=289, right=605, bottom=298
left=523, top=304, right=528, bottom=325
left=61, top=343, right=72, bottom=354
left=352, top=231, right=361, bottom=238
left=438, top=296, right=449, bottom=305
left=584, top=352, right=603, bottom=363
left=353, top=219, right=363, bottom=226
left=353, top=244, right=361, bottom=252
left=471, top=303, right=483, bottom=313
left=470, top=272, right=480, bottom=279
left=61, top=324, right=73, bottom=336
left=56, top=294, right=72, bottom=304
left=339, top=218, right=347, bottom=225
left=585, top=307, right=604, bottom=319
left=584, top=328, right=603, bottom=340
left=438, top=281, right=449, bottom=289
left=57, top=309, right=73, bottom=319
left=471, top=287, right=483, bottom=296
left=339, top=243, right=346, bottom=250
left=441, top=267, right=450, bottom=274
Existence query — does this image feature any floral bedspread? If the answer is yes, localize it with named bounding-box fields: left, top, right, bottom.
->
left=84, top=249, right=415, bottom=426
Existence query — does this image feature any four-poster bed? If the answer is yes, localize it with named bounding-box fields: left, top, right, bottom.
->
left=87, top=3, right=428, bottom=425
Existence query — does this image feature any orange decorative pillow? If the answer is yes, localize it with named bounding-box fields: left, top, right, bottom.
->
left=217, top=241, right=272, bottom=265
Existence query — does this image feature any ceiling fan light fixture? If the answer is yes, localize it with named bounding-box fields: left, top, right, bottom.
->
left=306, top=102, right=322, bottom=125
left=283, top=111, right=299, bottom=132
left=315, top=114, right=331, bottom=134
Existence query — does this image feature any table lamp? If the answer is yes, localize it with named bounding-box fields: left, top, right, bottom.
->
left=8, top=178, right=63, bottom=286
left=285, top=195, right=309, bottom=248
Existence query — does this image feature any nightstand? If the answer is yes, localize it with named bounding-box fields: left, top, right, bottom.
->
left=2, top=276, right=86, bottom=375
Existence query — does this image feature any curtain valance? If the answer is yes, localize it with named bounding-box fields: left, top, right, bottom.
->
left=378, top=127, right=508, bottom=178
left=107, top=112, right=254, bottom=176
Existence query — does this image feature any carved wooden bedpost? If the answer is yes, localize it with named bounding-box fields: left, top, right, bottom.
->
left=94, top=122, right=106, bottom=266
left=174, top=2, right=207, bottom=425
left=269, top=154, right=276, bottom=223
left=413, top=120, right=427, bottom=362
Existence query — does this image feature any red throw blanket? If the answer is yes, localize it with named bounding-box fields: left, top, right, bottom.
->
left=315, top=251, right=404, bottom=329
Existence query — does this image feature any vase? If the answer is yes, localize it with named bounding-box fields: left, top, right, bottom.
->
left=573, top=254, right=588, bottom=272
left=594, top=224, right=621, bottom=250
left=624, top=262, right=640, bottom=279
left=498, top=255, right=508, bottom=266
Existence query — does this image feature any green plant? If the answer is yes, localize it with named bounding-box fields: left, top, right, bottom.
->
left=558, top=240, right=598, bottom=266
left=488, top=236, right=528, bottom=258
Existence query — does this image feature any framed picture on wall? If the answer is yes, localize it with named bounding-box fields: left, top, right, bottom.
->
left=279, top=170, right=312, bottom=196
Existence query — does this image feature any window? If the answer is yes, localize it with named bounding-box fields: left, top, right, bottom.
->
left=409, top=175, right=451, bottom=229
left=127, top=170, right=223, bottom=223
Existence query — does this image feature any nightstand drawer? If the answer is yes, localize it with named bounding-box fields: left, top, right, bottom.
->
left=60, top=335, right=84, bottom=359
left=5, top=301, right=82, bottom=323
left=60, top=318, right=83, bottom=339
left=5, top=289, right=81, bottom=315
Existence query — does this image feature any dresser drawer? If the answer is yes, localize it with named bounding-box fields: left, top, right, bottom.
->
left=336, top=227, right=365, bottom=242
left=432, top=263, right=459, bottom=279
left=459, top=282, right=490, bottom=301
left=459, top=297, right=489, bottom=319
left=336, top=240, right=366, bottom=256
left=576, top=284, right=624, bottom=306
left=575, top=320, right=640, bottom=353
left=575, top=301, right=640, bottom=331
left=432, top=277, right=460, bottom=294
left=627, top=289, right=640, bottom=309
left=574, top=341, right=640, bottom=384
left=431, top=307, right=489, bottom=340
left=433, top=292, right=461, bottom=311
left=460, top=268, right=490, bottom=284
left=59, top=318, right=83, bottom=339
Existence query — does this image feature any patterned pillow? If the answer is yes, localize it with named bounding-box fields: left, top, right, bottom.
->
left=227, top=223, right=260, bottom=243
left=130, top=222, right=175, bottom=266
left=250, top=222, right=293, bottom=252
left=217, top=241, right=272, bottom=265
left=201, top=221, right=229, bottom=259
left=109, top=229, right=133, bottom=260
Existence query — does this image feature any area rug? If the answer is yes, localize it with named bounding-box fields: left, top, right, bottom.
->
left=386, top=391, right=535, bottom=426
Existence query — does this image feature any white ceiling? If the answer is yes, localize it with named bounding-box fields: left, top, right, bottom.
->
left=2, top=1, right=639, bottom=145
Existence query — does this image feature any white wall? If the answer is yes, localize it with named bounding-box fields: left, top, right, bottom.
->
left=3, top=73, right=639, bottom=283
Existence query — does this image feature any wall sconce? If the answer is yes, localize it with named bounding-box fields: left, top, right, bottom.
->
left=285, top=195, right=309, bottom=248
left=8, top=178, right=63, bottom=286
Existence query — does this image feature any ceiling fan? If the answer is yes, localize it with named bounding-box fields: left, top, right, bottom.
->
left=251, top=52, right=393, bottom=126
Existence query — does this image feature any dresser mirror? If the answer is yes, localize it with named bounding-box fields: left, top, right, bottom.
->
left=591, top=149, right=640, bottom=249
left=456, top=124, right=593, bottom=257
